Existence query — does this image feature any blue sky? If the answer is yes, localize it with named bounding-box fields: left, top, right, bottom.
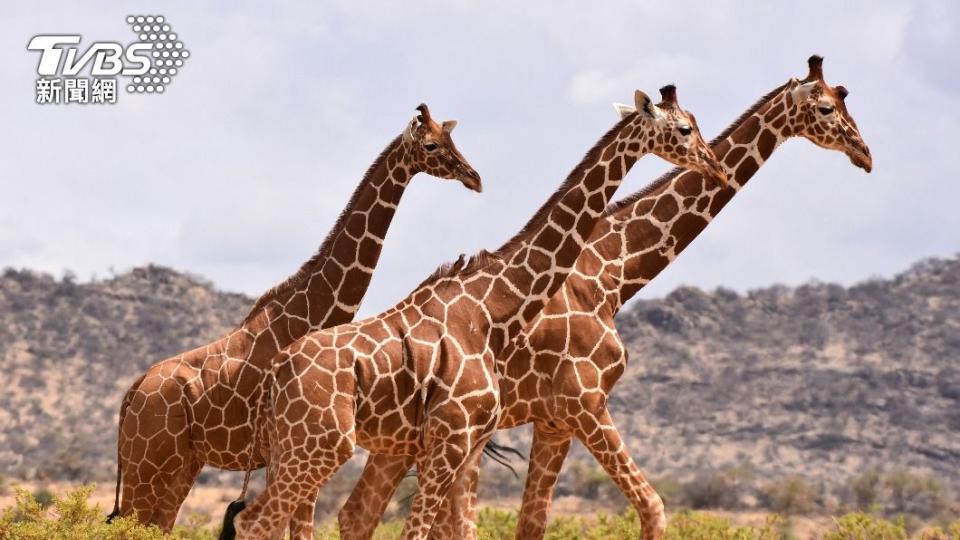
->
left=1, top=1, right=957, bottom=317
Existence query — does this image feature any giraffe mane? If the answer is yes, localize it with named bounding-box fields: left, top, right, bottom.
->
left=241, top=135, right=404, bottom=323
left=416, top=249, right=500, bottom=287
left=493, top=112, right=637, bottom=259
left=706, top=81, right=789, bottom=147
left=604, top=81, right=789, bottom=216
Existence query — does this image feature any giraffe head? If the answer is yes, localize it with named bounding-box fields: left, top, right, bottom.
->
left=784, top=55, right=872, bottom=172
left=402, top=103, right=483, bottom=192
left=615, top=86, right=728, bottom=185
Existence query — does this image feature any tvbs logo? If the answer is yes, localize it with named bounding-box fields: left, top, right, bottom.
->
left=28, top=15, right=189, bottom=105
left=28, top=36, right=153, bottom=77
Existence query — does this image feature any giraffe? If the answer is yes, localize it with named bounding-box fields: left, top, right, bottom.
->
left=107, top=104, right=483, bottom=532
left=339, top=56, right=872, bottom=540
left=229, top=86, right=727, bottom=539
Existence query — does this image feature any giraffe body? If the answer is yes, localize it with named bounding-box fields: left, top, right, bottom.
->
left=110, top=105, right=482, bottom=532
left=339, top=57, right=872, bottom=540
left=232, top=88, right=726, bottom=539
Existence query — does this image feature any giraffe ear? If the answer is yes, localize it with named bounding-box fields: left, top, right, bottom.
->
left=790, top=80, right=817, bottom=103
left=634, top=90, right=660, bottom=119
left=442, top=120, right=457, bottom=133
left=612, top=102, right=636, bottom=120
left=403, top=118, right=419, bottom=144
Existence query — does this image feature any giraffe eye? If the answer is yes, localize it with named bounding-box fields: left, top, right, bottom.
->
left=678, top=126, right=692, bottom=136
left=424, top=142, right=439, bottom=152
left=818, top=105, right=834, bottom=115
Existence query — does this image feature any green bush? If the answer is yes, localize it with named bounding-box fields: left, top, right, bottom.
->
left=664, top=510, right=783, bottom=540
left=0, top=485, right=176, bottom=539
left=822, top=512, right=908, bottom=540
left=315, top=519, right=342, bottom=539
left=470, top=507, right=783, bottom=540
left=476, top=507, right=518, bottom=539
left=0, top=485, right=954, bottom=539
left=31, top=488, right=55, bottom=509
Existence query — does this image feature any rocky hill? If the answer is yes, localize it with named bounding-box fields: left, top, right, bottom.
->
left=609, top=255, right=959, bottom=488
left=0, top=266, right=250, bottom=481
left=0, top=257, right=958, bottom=498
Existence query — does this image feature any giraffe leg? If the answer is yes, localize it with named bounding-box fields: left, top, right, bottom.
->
left=117, top=368, right=195, bottom=530
left=339, top=453, right=416, bottom=540
left=428, top=448, right=482, bottom=540
left=150, top=457, right=204, bottom=530
left=118, top=413, right=194, bottom=529
left=401, top=433, right=486, bottom=540
left=234, top=367, right=357, bottom=540
left=119, top=469, right=160, bottom=527
left=288, top=487, right=319, bottom=540
left=515, top=424, right=573, bottom=540
left=234, top=441, right=354, bottom=540
left=574, top=408, right=665, bottom=540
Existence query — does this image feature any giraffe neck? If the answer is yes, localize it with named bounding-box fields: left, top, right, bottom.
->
left=611, top=89, right=790, bottom=306
left=241, top=136, right=413, bottom=351
left=481, top=115, right=644, bottom=334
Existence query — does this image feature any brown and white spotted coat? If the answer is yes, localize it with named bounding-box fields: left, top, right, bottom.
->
left=230, top=88, right=726, bottom=539
left=109, top=104, right=482, bottom=532
left=340, top=56, right=872, bottom=540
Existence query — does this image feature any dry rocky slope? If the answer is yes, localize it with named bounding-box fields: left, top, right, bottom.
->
left=0, top=257, right=957, bottom=491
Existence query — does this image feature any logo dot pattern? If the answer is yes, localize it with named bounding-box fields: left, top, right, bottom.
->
left=126, top=15, right=188, bottom=94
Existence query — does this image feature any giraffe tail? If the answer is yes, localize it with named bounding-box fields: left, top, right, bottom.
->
left=482, top=438, right=526, bottom=478
left=218, top=500, right=246, bottom=540
left=106, top=374, right=146, bottom=524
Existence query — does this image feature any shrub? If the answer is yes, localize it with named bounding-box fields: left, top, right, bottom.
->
left=591, top=507, right=643, bottom=539
left=31, top=487, right=55, bottom=509
left=848, top=469, right=882, bottom=511
left=477, top=507, right=518, bottom=539
left=315, top=519, right=342, bottom=539
left=370, top=518, right=403, bottom=540
left=883, top=469, right=949, bottom=519
left=664, top=510, right=783, bottom=540
left=760, top=475, right=820, bottom=515
left=680, top=466, right=754, bottom=510
left=562, top=462, right=616, bottom=501
left=822, top=512, right=908, bottom=540
left=0, top=485, right=216, bottom=539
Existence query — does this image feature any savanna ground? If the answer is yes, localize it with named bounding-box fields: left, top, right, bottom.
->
left=1, top=481, right=958, bottom=539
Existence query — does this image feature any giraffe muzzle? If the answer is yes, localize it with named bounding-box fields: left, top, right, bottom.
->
left=844, top=135, right=872, bottom=173
left=699, top=148, right=729, bottom=186
left=849, top=147, right=872, bottom=173
left=458, top=166, right=483, bottom=193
